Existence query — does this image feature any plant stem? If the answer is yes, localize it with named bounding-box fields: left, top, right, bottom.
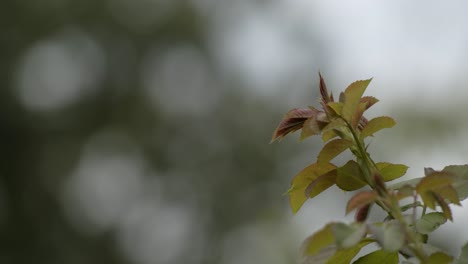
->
left=344, top=119, right=428, bottom=262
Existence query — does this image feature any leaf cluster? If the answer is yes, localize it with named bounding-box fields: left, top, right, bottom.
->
left=271, top=74, right=468, bottom=263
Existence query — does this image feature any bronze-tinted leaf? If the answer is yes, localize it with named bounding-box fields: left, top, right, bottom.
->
left=346, top=190, right=378, bottom=214
left=360, top=96, right=379, bottom=110
left=355, top=204, right=372, bottom=222
left=319, top=72, right=333, bottom=104
left=271, top=107, right=321, bottom=142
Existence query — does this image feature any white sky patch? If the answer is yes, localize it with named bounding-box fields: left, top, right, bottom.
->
left=213, top=0, right=468, bottom=106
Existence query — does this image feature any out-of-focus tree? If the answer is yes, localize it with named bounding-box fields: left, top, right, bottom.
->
left=0, top=1, right=325, bottom=263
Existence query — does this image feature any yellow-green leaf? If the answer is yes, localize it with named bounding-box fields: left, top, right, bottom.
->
left=336, top=160, right=367, bottom=191
left=376, top=162, right=409, bottom=182
left=327, top=102, right=344, bottom=116
left=346, top=190, right=378, bottom=214
left=301, top=223, right=335, bottom=256
left=342, top=79, right=372, bottom=123
left=416, top=172, right=454, bottom=194
left=351, top=102, right=368, bottom=128
left=317, top=139, right=353, bottom=164
left=325, top=240, right=372, bottom=264
left=353, top=249, right=399, bottom=264
left=427, top=252, right=453, bottom=264
left=289, top=162, right=337, bottom=213
left=306, top=169, right=338, bottom=199
left=322, top=118, right=346, bottom=132
left=434, top=192, right=453, bottom=221
left=360, top=116, right=396, bottom=139
left=322, top=129, right=339, bottom=142
left=437, top=185, right=461, bottom=205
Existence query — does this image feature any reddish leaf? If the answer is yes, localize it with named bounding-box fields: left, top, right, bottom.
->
left=301, top=112, right=329, bottom=141
left=346, top=190, right=378, bottom=214
left=319, top=72, right=333, bottom=104
left=271, top=107, right=322, bottom=142
left=360, top=96, right=379, bottom=110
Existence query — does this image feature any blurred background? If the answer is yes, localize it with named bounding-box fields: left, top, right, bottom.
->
left=2, top=0, right=468, bottom=263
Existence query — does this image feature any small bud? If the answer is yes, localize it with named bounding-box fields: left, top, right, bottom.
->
left=355, top=204, right=371, bottom=222
left=372, top=173, right=387, bottom=196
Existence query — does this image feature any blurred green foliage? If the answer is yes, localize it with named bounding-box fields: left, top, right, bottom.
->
left=0, top=1, right=308, bottom=263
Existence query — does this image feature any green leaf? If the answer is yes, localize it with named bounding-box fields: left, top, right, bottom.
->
left=353, top=249, right=399, bottom=264
left=325, top=240, right=372, bottom=264
left=456, top=242, right=468, bottom=264
left=305, top=169, right=338, bottom=199
left=360, top=116, right=396, bottom=139
left=322, top=129, right=339, bottom=142
left=442, top=165, right=468, bottom=202
left=328, top=102, right=344, bottom=116
left=376, top=162, right=409, bottom=182
left=427, top=252, right=453, bottom=264
left=442, top=165, right=468, bottom=178
left=332, top=222, right=367, bottom=249
left=336, top=160, right=367, bottom=191
left=302, top=223, right=335, bottom=255
left=317, top=139, right=353, bottom=164
left=322, top=118, right=347, bottom=133
left=342, top=78, right=372, bottom=124
left=368, top=221, right=405, bottom=252
left=289, top=162, right=337, bottom=213
left=415, top=212, right=447, bottom=235
left=346, top=190, right=378, bottom=214
left=300, top=223, right=336, bottom=264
